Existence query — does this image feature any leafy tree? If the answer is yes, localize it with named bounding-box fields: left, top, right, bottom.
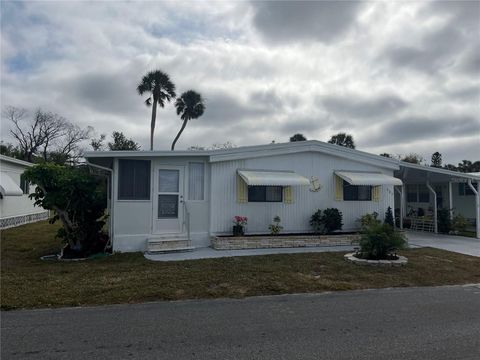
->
left=290, top=133, right=307, bottom=142
left=0, top=141, right=24, bottom=158
left=24, top=163, right=107, bottom=256
left=90, top=134, right=106, bottom=151
left=431, top=152, right=442, bottom=168
left=108, top=131, right=140, bottom=151
left=328, top=133, right=355, bottom=149
left=457, top=160, right=480, bottom=173
left=401, top=153, right=424, bottom=164
left=171, top=90, right=205, bottom=151
left=444, top=164, right=458, bottom=171
left=137, top=70, right=176, bottom=150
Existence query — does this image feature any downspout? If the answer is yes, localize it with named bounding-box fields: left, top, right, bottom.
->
left=467, top=179, right=480, bottom=239
left=426, top=181, right=438, bottom=234
left=86, top=160, right=114, bottom=249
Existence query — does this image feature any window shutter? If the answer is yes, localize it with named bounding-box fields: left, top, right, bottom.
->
left=335, top=175, right=343, bottom=201
left=236, top=174, right=248, bottom=203
left=372, top=186, right=381, bottom=202
left=284, top=186, right=293, bottom=204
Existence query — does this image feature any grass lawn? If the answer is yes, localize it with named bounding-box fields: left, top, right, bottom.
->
left=2, top=221, right=480, bottom=310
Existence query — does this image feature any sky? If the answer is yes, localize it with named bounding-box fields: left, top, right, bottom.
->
left=1, top=0, right=479, bottom=164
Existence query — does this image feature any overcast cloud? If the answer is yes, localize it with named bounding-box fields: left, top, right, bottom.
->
left=1, top=0, right=479, bottom=164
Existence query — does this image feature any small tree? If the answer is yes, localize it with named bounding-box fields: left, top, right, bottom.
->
left=437, top=208, right=451, bottom=234
left=359, top=223, right=407, bottom=260
left=290, top=133, right=307, bottom=142
left=328, top=133, right=355, bottom=149
left=431, top=152, right=442, bottom=168
left=108, top=131, right=140, bottom=151
left=24, top=163, right=107, bottom=256
left=401, top=153, right=424, bottom=164
left=384, top=207, right=394, bottom=227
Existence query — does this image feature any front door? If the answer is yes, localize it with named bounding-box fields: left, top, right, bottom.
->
left=153, top=166, right=184, bottom=234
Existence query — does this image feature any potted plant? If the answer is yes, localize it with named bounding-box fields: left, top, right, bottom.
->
left=233, top=216, right=248, bottom=236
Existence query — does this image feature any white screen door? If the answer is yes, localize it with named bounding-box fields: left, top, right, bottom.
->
left=153, top=166, right=184, bottom=234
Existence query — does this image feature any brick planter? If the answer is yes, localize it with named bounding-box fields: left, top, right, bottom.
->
left=211, top=234, right=360, bottom=250
left=344, top=253, right=408, bottom=267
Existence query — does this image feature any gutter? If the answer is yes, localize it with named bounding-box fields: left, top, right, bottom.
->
left=85, top=160, right=114, bottom=250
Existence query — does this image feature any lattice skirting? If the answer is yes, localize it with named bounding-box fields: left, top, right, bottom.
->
left=0, top=211, right=50, bottom=229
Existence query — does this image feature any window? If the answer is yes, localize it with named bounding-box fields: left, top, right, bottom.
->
left=459, top=182, right=478, bottom=196
left=20, top=174, right=29, bottom=195
left=188, top=162, right=204, bottom=200
left=406, top=184, right=417, bottom=202
left=118, top=159, right=151, bottom=200
left=343, top=181, right=372, bottom=201
left=248, top=186, right=283, bottom=202
left=418, top=185, right=430, bottom=203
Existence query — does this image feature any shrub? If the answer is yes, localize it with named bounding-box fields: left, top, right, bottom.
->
left=310, top=208, right=343, bottom=234
left=322, top=208, right=343, bottom=234
left=437, top=208, right=451, bottom=234
left=268, top=215, right=283, bottom=235
left=310, top=209, right=324, bottom=234
left=384, top=207, right=394, bottom=227
left=357, top=212, right=380, bottom=230
left=24, top=163, right=108, bottom=256
left=358, top=223, right=407, bottom=260
left=452, top=214, right=469, bottom=233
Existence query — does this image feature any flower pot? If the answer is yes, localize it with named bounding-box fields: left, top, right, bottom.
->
left=233, top=225, right=244, bottom=237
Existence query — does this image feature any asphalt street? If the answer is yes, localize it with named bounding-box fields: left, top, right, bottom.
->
left=2, top=284, right=480, bottom=359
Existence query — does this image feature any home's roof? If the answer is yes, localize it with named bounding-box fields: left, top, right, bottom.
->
left=84, top=140, right=480, bottom=179
left=84, top=140, right=400, bottom=170
left=0, top=154, right=34, bottom=168
left=398, top=161, right=480, bottom=181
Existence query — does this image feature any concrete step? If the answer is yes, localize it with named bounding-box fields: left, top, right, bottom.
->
left=147, top=236, right=193, bottom=253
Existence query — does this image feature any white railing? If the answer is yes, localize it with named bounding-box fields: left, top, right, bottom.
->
left=0, top=211, right=50, bottom=229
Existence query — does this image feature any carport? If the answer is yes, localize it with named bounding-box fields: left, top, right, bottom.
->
left=394, top=163, right=480, bottom=239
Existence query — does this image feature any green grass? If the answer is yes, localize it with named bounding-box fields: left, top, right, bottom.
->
left=2, top=221, right=480, bottom=310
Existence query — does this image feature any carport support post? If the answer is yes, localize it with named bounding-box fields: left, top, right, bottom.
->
left=448, top=181, right=453, bottom=220
left=467, top=179, right=480, bottom=239
left=394, top=186, right=404, bottom=229
left=426, top=181, right=438, bottom=234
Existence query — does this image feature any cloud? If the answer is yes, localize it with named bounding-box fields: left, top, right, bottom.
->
left=251, top=0, right=364, bottom=43
left=0, top=1, right=478, bottom=164
left=369, top=115, right=480, bottom=146
left=321, top=94, right=408, bottom=119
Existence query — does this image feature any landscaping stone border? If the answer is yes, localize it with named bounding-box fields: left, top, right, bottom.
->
left=344, top=253, right=408, bottom=267
left=211, top=234, right=360, bottom=250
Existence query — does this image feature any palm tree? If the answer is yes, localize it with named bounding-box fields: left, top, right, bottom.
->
left=137, top=70, right=176, bottom=150
left=171, top=90, right=205, bottom=150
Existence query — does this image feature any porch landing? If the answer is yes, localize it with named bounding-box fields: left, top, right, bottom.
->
left=144, top=244, right=356, bottom=262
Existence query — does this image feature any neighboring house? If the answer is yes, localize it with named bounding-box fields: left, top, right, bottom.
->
left=85, top=140, right=480, bottom=253
left=0, top=155, right=49, bottom=229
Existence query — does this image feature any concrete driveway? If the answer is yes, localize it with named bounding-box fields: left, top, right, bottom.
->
left=407, top=231, right=480, bottom=257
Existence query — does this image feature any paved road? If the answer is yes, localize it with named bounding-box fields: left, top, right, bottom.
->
left=2, top=285, right=480, bottom=359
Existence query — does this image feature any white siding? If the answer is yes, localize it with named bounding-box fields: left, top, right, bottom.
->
left=210, top=151, right=395, bottom=235
left=112, top=156, right=210, bottom=252
left=0, top=161, right=46, bottom=220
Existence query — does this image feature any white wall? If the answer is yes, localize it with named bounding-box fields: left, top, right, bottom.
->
left=210, top=151, right=395, bottom=235
left=112, top=156, right=210, bottom=252
left=0, top=161, right=46, bottom=219
left=452, top=183, right=476, bottom=219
